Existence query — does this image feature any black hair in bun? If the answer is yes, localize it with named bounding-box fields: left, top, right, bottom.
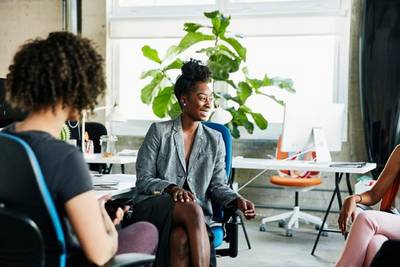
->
left=174, top=58, right=211, bottom=104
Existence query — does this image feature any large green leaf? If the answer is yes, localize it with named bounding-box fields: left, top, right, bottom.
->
left=140, top=73, right=164, bottom=104
left=208, top=61, right=229, bottom=80
left=261, top=74, right=273, bottom=87
left=211, top=16, right=221, bottom=36
left=140, top=69, right=161, bottom=79
left=197, top=45, right=239, bottom=62
left=233, top=108, right=249, bottom=125
left=184, top=22, right=204, bottom=32
left=217, top=44, right=238, bottom=59
left=204, top=10, right=219, bottom=18
left=243, top=121, right=254, bottom=134
left=255, top=91, right=285, bottom=106
left=176, top=32, right=215, bottom=54
left=251, top=112, right=268, bottom=129
left=225, top=79, right=237, bottom=89
left=227, top=122, right=240, bottom=138
left=271, top=77, right=295, bottom=92
left=238, top=105, right=252, bottom=113
left=164, top=45, right=179, bottom=60
left=213, top=14, right=230, bottom=37
left=208, top=53, right=240, bottom=80
left=238, top=81, right=252, bottom=103
left=247, top=78, right=263, bottom=90
left=163, top=58, right=184, bottom=71
left=197, top=47, right=217, bottom=57
left=142, top=45, right=162, bottom=64
left=152, top=86, right=173, bottom=118
left=167, top=101, right=182, bottom=119
left=231, top=123, right=240, bottom=138
left=221, top=36, right=247, bottom=61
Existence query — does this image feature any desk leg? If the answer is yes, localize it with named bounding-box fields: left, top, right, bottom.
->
left=336, top=173, right=343, bottom=210
left=311, top=172, right=344, bottom=255
left=346, top=173, right=353, bottom=195
left=105, top=164, right=113, bottom=174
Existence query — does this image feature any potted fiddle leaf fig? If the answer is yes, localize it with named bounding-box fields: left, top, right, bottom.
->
left=139, top=10, right=295, bottom=138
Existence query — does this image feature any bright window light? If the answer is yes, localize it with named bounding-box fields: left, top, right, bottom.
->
left=117, top=38, right=209, bottom=120
left=118, top=0, right=215, bottom=7
left=229, top=35, right=335, bottom=123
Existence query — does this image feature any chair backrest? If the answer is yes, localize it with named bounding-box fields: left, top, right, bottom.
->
left=0, top=132, right=66, bottom=267
left=202, top=121, right=233, bottom=184
left=0, top=206, right=45, bottom=266
left=67, top=121, right=107, bottom=153
left=203, top=122, right=239, bottom=257
left=276, top=135, right=319, bottom=178
left=85, top=122, right=108, bottom=153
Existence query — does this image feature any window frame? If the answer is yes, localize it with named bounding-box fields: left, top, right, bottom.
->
left=107, top=0, right=351, bottom=139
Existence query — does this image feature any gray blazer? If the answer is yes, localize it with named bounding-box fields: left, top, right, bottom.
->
left=133, top=116, right=239, bottom=221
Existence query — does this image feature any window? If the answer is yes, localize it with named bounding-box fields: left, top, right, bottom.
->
left=108, top=0, right=351, bottom=138
left=118, top=0, right=215, bottom=7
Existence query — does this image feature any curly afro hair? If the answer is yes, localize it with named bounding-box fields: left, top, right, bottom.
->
left=5, top=31, right=106, bottom=114
left=174, top=59, right=211, bottom=104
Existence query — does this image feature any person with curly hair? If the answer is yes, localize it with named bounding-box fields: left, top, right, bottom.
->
left=123, top=59, right=256, bottom=267
left=2, top=31, right=158, bottom=266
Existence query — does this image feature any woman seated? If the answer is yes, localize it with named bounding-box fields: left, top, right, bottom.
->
left=2, top=31, right=158, bottom=266
left=123, top=59, right=256, bottom=267
left=336, top=145, right=400, bottom=267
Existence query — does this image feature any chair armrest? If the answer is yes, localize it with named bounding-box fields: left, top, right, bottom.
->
left=108, top=253, right=155, bottom=267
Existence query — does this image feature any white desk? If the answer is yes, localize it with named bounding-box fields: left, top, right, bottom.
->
left=232, top=157, right=376, bottom=174
left=84, top=153, right=137, bottom=174
left=94, top=174, right=136, bottom=198
left=232, top=157, right=376, bottom=255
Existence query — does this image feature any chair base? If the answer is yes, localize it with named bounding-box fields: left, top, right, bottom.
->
left=259, top=206, right=327, bottom=236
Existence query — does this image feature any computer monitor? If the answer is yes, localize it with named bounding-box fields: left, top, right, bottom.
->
left=281, top=101, right=345, bottom=162
left=0, top=78, right=28, bottom=128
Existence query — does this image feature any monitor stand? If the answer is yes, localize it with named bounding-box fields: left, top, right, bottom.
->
left=312, top=127, right=332, bottom=163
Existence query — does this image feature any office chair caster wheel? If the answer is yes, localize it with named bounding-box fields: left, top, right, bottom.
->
left=259, top=224, right=267, bottom=232
left=321, top=230, right=328, bottom=237
left=278, top=220, right=286, bottom=228
left=285, top=229, right=293, bottom=237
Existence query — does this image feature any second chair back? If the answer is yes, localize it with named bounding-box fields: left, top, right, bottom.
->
left=0, top=132, right=66, bottom=266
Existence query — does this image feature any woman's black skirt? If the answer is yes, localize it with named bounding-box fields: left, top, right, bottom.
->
left=122, top=194, right=216, bottom=267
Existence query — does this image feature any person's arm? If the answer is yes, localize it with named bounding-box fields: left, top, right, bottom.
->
left=361, top=145, right=400, bottom=205
left=136, top=123, right=176, bottom=195
left=338, top=145, right=400, bottom=233
left=65, top=191, right=118, bottom=266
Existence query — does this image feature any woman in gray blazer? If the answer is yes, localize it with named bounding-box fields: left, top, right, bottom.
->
left=125, top=59, right=256, bottom=267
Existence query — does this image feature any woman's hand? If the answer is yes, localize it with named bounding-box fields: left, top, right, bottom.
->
left=338, top=195, right=358, bottom=234
left=98, top=195, right=119, bottom=232
left=237, top=197, right=256, bottom=219
left=98, top=194, right=126, bottom=226
left=169, top=186, right=196, bottom=203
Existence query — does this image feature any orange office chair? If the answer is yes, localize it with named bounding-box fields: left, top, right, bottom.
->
left=259, top=136, right=327, bottom=237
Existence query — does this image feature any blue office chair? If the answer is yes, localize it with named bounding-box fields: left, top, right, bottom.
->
left=202, top=121, right=251, bottom=257
left=0, top=132, right=154, bottom=267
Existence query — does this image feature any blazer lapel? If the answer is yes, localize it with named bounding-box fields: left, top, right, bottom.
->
left=188, top=123, right=204, bottom=174
left=173, top=117, right=187, bottom=173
